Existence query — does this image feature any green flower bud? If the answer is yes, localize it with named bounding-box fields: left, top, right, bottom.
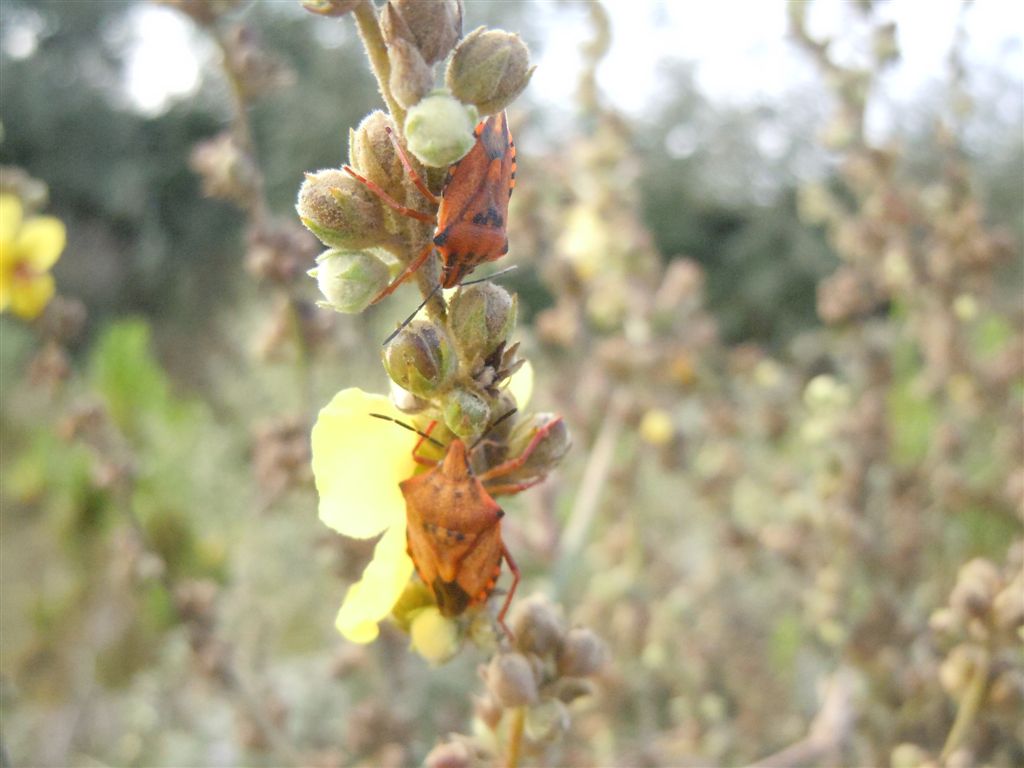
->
left=503, top=414, right=571, bottom=484
left=387, top=37, right=435, bottom=110
left=382, top=0, right=462, bottom=66
left=448, top=283, right=517, bottom=363
left=446, top=27, right=534, bottom=115
left=403, top=91, right=478, bottom=168
left=486, top=652, right=538, bottom=708
left=308, top=249, right=390, bottom=313
left=382, top=319, right=458, bottom=398
left=442, top=387, right=491, bottom=439
left=297, top=169, right=385, bottom=249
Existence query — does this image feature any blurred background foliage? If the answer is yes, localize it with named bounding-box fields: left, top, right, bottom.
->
left=1, top=0, right=1022, bottom=766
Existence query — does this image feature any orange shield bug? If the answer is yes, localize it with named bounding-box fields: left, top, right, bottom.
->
left=374, top=413, right=562, bottom=638
left=343, top=111, right=516, bottom=304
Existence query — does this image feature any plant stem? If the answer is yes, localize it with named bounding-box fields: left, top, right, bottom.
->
left=554, top=386, right=629, bottom=595
left=213, top=26, right=269, bottom=230
left=353, top=0, right=406, bottom=128
left=940, top=648, right=990, bottom=761
left=504, top=706, right=526, bottom=768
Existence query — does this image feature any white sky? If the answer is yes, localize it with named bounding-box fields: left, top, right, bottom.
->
left=102, top=0, right=1024, bottom=121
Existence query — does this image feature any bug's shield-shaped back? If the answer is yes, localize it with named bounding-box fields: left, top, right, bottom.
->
left=433, top=111, right=517, bottom=288
left=400, top=439, right=505, bottom=617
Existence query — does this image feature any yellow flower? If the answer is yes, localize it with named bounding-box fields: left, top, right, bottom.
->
left=311, top=388, right=418, bottom=643
left=0, top=194, right=66, bottom=320
left=312, top=368, right=536, bottom=646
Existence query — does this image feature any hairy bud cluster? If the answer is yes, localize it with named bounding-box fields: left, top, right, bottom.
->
left=473, top=597, right=606, bottom=754
left=377, top=282, right=531, bottom=439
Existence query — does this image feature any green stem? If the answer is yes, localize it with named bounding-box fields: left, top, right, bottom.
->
left=504, top=706, right=526, bottom=768
left=353, top=0, right=406, bottom=128
left=940, top=648, right=990, bottom=761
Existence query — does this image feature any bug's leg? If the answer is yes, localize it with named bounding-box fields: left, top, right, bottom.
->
left=411, top=420, right=439, bottom=466
left=384, top=126, right=440, bottom=206
left=497, top=543, right=520, bottom=641
left=371, top=241, right=436, bottom=304
left=476, top=416, right=564, bottom=485
left=480, top=478, right=544, bottom=497
left=342, top=165, right=435, bottom=223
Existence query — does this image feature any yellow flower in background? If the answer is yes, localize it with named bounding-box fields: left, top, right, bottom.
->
left=311, top=387, right=418, bottom=643
left=0, top=194, right=66, bottom=320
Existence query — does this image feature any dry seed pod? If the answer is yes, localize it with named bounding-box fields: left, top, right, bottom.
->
left=388, top=37, right=435, bottom=110
left=382, top=0, right=462, bottom=66
left=487, top=652, right=539, bottom=707
left=510, top=596, right=565, bottom=658
left=557, top=627, right=607, bottom=677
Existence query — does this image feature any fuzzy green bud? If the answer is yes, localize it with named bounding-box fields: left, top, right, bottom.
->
left=308, top=249, right=390, bottom=313
left=297, top=169, right=385, bottom=249
left=442, top=388, right=491, bottom=439
left=446, top=27, right=534, bottom=116
left=349, top=111, right=410, bottom=202
left=382, top=0, right=462, bottom=66
left=383, top=320, right=458, bottom=397
left=403, top=91, right=478, bottom=167
left=448, top=283, right=517, bottom=363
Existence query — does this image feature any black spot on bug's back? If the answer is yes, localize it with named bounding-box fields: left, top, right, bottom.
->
left=434, top=230, right=449, bottom=246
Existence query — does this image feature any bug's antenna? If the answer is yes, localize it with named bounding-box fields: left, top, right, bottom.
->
left=370, top=413, right=445, bottom=448
left=460, top=265, right=518, bottom=287
left=382, top=282, right=443, bottom=347
left=470, top=408, right=518, bottom=451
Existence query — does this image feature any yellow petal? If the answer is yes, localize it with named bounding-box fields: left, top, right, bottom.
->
left=0, top=195, right=23, bottom=245
left=408, top=606, right=461, bottom=664
left=507, top=359, right=534, bottom=409
left=334, top=525, right=415, bottom=643
left=8, top=273, right=54, bottom=320
left=311, top=387, right=418, bottom=539
left=17, top=216, right=66, bottom=271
